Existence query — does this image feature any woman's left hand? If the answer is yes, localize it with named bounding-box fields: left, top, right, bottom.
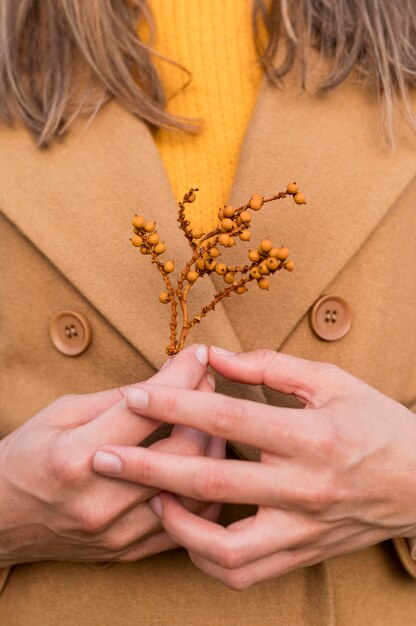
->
left=94, top=348, right=416, bottom=590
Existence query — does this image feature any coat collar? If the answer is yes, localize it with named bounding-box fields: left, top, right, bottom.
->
left=0, top=102, right=244, bottom=371
left=1, top=75, right=415, bottom=372
left=218, top=75, right=416, bottom=352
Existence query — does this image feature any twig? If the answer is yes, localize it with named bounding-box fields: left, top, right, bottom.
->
left=130, top=184, right=305, bottom=355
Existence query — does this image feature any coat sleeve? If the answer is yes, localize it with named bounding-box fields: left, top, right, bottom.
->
left=392, top=401, right=416, bottom=577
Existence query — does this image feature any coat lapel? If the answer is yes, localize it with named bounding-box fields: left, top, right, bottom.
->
left=0, top=102, right=244, bottom=371
left=215, top=74, right=416, bottom=352
left=2, top=73, right=415, bottom=444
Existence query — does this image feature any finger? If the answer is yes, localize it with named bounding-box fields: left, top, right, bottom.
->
left=166, top=369, right=216, bottom=456
left=89, top=371, right=216, bottom=516
left=94, top=501, right=162, bottom=552
left=168, top=370, right=216, bottom=452
left=117, top=530, right=178, bottom=562
left=152, top=425, right=210, bottom=457
left=208, top=347, right=340, bottom=408
left=150, top=372, right=215, bottom=455
left=190, top=521, right=388, bottom=589
left=79, top=344, right=209, bottom=448
left=89, top=376, right=216, bottom=514
left=88, top=423, right=211, bottom=515
left=117, top=501, right=223, bottom=562
left=124, top=385, right=315, bottom=456
left=151, top=494, right=308, bottom=568
left=206, top=436, right=226, bottom=459
left=126, top=343, right=209, bottom=392
left=189, top=546, right=317, bottom=590
left=43, top=346, right=209, bottom=430
left=93, top=446, right=307, bottom=507
left=196, top=373, right=216, bottom=393
left=164, top=369, right=216, bottom=455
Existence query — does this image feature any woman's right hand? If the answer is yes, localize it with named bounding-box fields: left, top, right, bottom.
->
left=0, top=344, right=221, bottom=567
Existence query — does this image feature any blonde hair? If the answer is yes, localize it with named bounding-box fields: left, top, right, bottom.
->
left=0, top=0, right=414, bottom=146
left=253, top=0, right=416, bottom=141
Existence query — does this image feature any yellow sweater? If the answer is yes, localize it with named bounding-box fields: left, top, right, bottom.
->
left=147, top=0, right=262, bottom=232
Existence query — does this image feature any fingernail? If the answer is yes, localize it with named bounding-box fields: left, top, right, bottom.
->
left=125, top=387, right=149, bottom=410
left=195, top=345, right=208, bottom=366
left=149, top=495, right=163, bottom=517
left=93, top=451, right=122, bottom=475
left=211, top=346, right=236, bottom=357
left=206, top=372, right=216, bottom=390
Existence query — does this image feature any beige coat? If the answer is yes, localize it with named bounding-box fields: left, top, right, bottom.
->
left=1, top=68, right=416, bottom=625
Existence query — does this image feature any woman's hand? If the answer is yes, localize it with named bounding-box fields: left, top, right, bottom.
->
left=94, top=348, right=416, bottom=589
left=0, top=344, right=222, bottom=567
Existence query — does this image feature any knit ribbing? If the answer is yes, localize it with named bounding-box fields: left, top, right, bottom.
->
left=147, top=0, right=262, bottom=232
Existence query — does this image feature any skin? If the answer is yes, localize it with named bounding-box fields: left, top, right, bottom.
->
left=94, top=347, right=416, bottom=591
left=0, top=344, right=224, bottom=567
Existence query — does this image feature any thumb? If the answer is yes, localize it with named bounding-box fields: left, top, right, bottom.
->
left=75, top=344, right=210, bottom=448
left=46, top=344, right=210, bottom=445
left=121, top=343, right=209, bottom=395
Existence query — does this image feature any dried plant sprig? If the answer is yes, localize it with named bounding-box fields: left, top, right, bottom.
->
left=130, top=183, right=306, bottom=355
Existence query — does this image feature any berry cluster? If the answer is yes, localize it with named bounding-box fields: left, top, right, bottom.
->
left=130, top=183, right=305, bottom=355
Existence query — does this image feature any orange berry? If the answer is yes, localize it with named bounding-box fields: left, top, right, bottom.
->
left=260, top=239, right=273, bottom=253
left=154, top=242, right=166, bottom=255
left=164, top=261, right=175, bottom=273
left=249, top=194, right=263, bottom=210
left=286, top=182, right=298, bottom=195
left=132, top=215, right=145, bottom=229
left=144, top=221, right=156, bottom=233
left=130, top=235, right=143, bottom=247
left=250, top=267, right=261, bottom=280
left=293, top=192, right=306, bottom=205
left=239, top=210, right=252, bottom=224
left=266, top=257, right=279, bottom=271
left=236, top=285, right=248, bottom=294
left=239, top=230, right=251, bottom=241
left=215, top=263, right=227, bottom=275
left=248, top=249, right=260, bottom=262
left=140, top=245, right=149, bottom=255
left=159, top=292, right=170, bottom=304
left=284, top=260, right=295, bottom=272
left=221, top=218, right=234, bottom=231
left=227, top=237, right=235, bottom=247
left=258, top=277, right=270, bottom=290
left=210, top=246, right=220, bottom=258
left=196, top=257, right=206, bottom=271
left=148, top=232, right=159, bottom=246
left=191, top=228, right=202, bottom=239
left=259, top=263, right=270, bottom=276
left=269, top=247, right=280, bottom=258
left=223, top=205, right=235, bottom=218
left=218, top=233, right=230, bottom=247
left=205, top=258, right=217, bottom=270
left=186, top=270, right=199, bottom=283
left=218, top=208, right=224, bottom=220
left=224, top=272, right=235, bottom=284
left=275, top=246, right=289, bottom=261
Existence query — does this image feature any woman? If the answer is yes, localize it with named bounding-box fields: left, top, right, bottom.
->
left=0, top=1, right=416, bottom=624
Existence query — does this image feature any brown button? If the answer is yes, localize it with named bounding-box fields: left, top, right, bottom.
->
left=50, top=311, right=92, bottom=356
left=309, top=295, right=352, bottom=341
